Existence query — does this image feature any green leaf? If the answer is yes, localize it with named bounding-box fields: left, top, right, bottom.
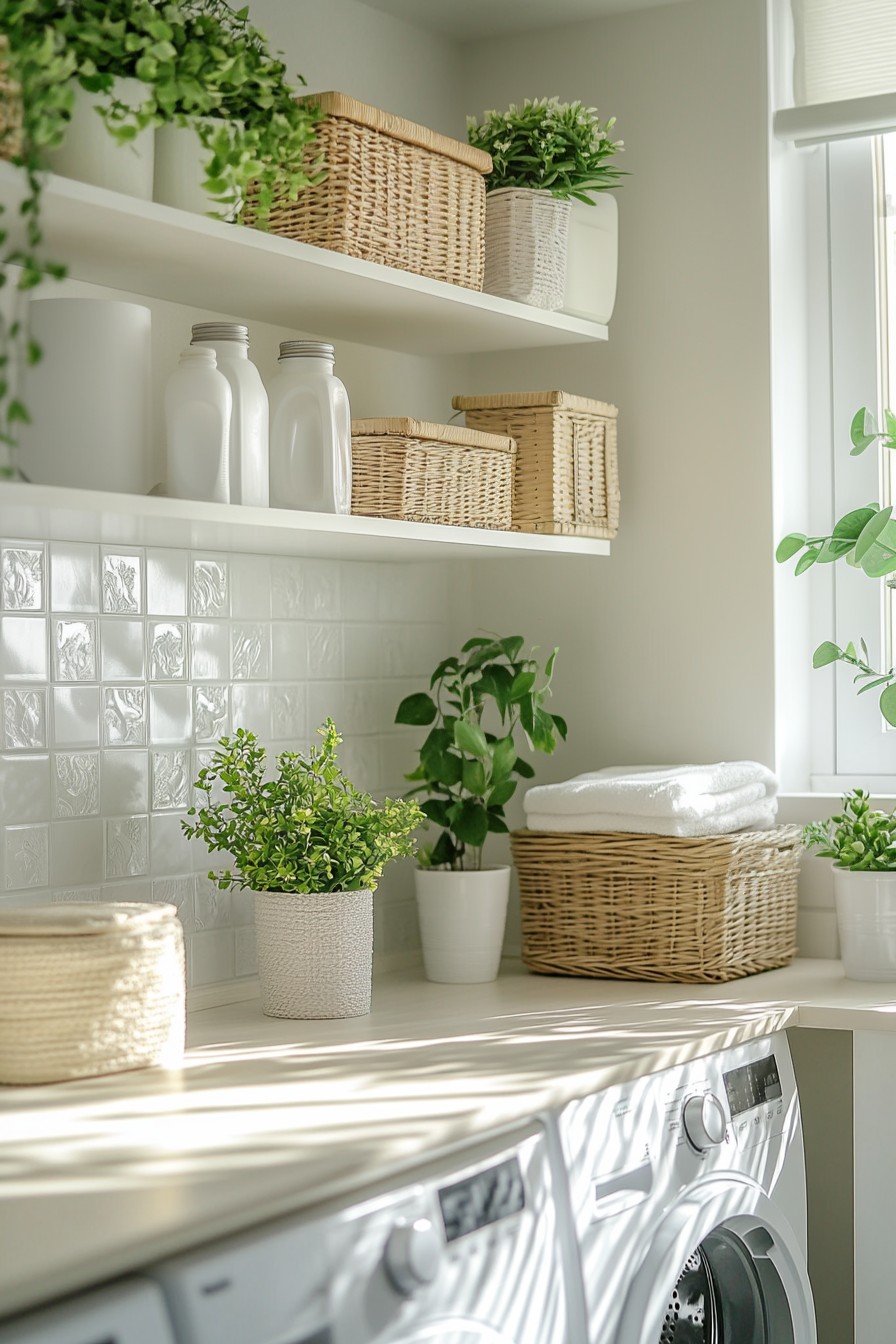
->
left=487, top=779, right=517, bottom=807
left=833, top=507, right=878, bottom=541
left=420, top=798, right=452, bottom=827
left=429, top=831, right=458, bottom=867
left=858, top=676, right=892, bottom=695
left=509, top=669, right=536, bottom=700
left=794, top=547, right=821, bottom=576
left=850, top=407, right=877, bottom=454
left=528, top=706, right=557, bottom=754
left=490, top=734, right=517, bottom=781
left=551, top=713, right=569, bottom=740
left=500, top=635, right=525, bottom=661
left=462, top=758, right=487, bottom=796
left=880, top=683, right=896, bottom=727
left=486, top=812, right=509, bottom=834
left=515, top=757, right=536, bottom=779
left=395, top=692, right=437, bottom=726
left=454, top=719, right=489, bottom=758
left=813, top=641, right=842, bottom=668
left=775, top=532, right=807, bottom=562
left=859, top=544, right=896, bottom=579
left=453, top=800, right=489, bottom=846
left=429, top=656, right=459, bottom=687
left=461, top=636, right=493, bottom=652
left=854, top=505, right=893, bottom=562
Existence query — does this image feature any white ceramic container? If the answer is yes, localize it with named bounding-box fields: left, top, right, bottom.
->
left=164, top=347, right=231, bottom=504
left=482, top=188, right=571, bottom=310
left=562, top=194, right=619, bottom=324
left=190, top=323, right=269, bottom=506
left=833, top=867, right=896, bottom=980
left=153, top=121, right=241, bottom=220
left=46, top=78, right=154, bottom=199
left=254, top=889, right=373, bottom=1019
left=414, top=865, right=511, bottom=984
left=268, top=341, right=352, bottom=513
left=18, top=297, right=152, bottom=493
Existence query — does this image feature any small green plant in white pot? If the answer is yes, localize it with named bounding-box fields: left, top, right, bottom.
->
left=803, top=790, right=896, bottom=981
left=396, top=635, right=566, bottom=984
left=183, top=721, right=422, bottom=1019
left=467, top=98, right=624, bottom=313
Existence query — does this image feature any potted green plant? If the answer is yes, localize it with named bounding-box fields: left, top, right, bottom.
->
left=182, top=721, right=422, bottom=1019
left=0, top=0, right=323, bottom=463
left=395, top=634, right=567, bottom=984
left=803, top=789, right=896, bottom=981
left=467, top=97, right=624, bottom=313
left=777, top=406, right=896, bottom=978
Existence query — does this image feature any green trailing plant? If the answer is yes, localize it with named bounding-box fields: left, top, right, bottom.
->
left=0, top=0, right=323, bottom=462
left=776, top=407, right=896, bottom=725
left=803, top=788, right=896, bottom=871
left=395, top=634, right=567, bottom=871
left=467, top=97, right=625, bottom=202
left=182, top=721, right=423, bottom=894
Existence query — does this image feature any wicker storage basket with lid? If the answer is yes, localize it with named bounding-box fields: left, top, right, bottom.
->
left=510, top=826, right=801, bottom=984
left=245, top=92, right=492, bottom=291
left=351, top=417, right=516, bottom=529
left=0, top=902, right=186, bottom=1085
left=452, top=390, right=620, bottom=538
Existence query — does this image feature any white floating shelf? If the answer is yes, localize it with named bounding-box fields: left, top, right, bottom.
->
left=0, top=483, right=611, bottom=562
left=0, top=164, right=608, bottom=356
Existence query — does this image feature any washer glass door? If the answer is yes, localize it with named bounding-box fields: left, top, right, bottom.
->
left=660, top=1225, right=794, bottom=1344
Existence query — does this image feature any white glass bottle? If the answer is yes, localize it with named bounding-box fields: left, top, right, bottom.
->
left=190, top=322, right=269, bottom=507
left=164, top=348, right=231, bottom=504
left=268, top=341, right=351, bottom=513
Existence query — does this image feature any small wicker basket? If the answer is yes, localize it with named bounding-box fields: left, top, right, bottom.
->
left=452, top=390, right=620, bottom=539
left=511, top=826, right=802, bottom=984
left=351, top=417, right=516, bottom=530
left=0, top=902, right=186, bottom=1085
left=244, top=92, right=492, bottom=291
left=0, top=36, right=22, bottom=163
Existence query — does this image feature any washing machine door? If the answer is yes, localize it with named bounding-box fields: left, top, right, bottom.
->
left=616, top=1178, right=817, bottom=1344
left=395, top=1324, right=517, bottom=1344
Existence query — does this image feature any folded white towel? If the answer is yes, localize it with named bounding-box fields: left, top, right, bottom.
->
left=523, top=761, right=778, bottom=822
left=525, top=795, right=778, bottom=838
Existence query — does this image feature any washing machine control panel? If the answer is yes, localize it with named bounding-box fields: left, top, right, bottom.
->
left=681, top=1092, right=727, bottom=1152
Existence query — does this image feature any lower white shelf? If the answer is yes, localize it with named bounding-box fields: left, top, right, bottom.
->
left=0, top=483, right=612, bottom=562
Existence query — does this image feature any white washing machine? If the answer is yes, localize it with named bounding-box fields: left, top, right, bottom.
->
left=148, top=1119, right=577, bottom=1344
left=556, top=1032, right=817, bottom=1344
left=0, top=1278, right=176, bottom=1343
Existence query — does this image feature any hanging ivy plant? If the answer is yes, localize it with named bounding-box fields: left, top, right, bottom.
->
left=0, top=0, right=324, bottom=467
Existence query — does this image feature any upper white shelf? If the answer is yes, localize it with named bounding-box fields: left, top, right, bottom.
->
left=0, top=164, right=608, bottom=356
left=0, top=483, right=611, bottom=562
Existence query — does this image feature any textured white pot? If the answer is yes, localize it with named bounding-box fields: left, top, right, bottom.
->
left=833, top=867, right=896, bottom=981
left=254, top=889, right=373, bottom=1019
left=483, top=188, right=571, bottom=310
left=562, top=194, right=619, bottom=324
left=153, top=122, right=241, bottom=220
left=45, top=78, right=154, bottom=199
left=414, top=866, right=511, bottom=984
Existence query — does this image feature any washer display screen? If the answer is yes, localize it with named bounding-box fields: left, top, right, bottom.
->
left=438, top=1156, right=525, bottom=1242
left=722, top=1054, right=782, bottom=1117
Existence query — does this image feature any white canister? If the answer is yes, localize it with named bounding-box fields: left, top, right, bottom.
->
left=414, top=866, right=511, bottom=984
left=190, top=322, right=269, bottom=507
left=562, top=194, right=619, bottom=324
left=45, top=77, right=154, bottom=200
left=153, top=121, right=241, bottom=220
left=18, top=297, right=152, bottom=493
left=164, top=348, right=231, bottom=504
left=268, top=341, right=351, bottom=513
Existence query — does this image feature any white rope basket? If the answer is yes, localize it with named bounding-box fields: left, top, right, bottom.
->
left=482, top=187, right=571, bottom=310
left=0, top=902, right=186, bottom=1085
left=254, top=889, right=373, bottom=1020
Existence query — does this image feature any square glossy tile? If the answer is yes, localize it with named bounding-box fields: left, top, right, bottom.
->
left=150, top=812, right=194, bottom=876
left=105, top=815, right=149, bottom=879
left=231, top=624, right=270, bottom=680
left=194, top=878, right=232, bottom=929
left=2, top=688, right=47, bottom=749
left=271, top=559, right=304, bottom=619
left=230, top=555, right=271, bottom=620
left=53, top=619, right=97, bottom=682
left=303, top=561, right=341, bottom=619
left=53, top=687, right=100, bottom=748
left=49, top=817, right=104, bottom=886
left=272, top=622, right=307, bottom=680
left=148, top=621, right=187, bottom=680
left=344, top=624, right=380, bottom=679
left=146, top=549, right=188, bottom=616
left=103, top=686, right=146, bottom=747
left=101, top=751, right=148, bottom=815
left=151, top=751, right=190, bottom=811
left=230, top=684, right=271, bottom=740
left=307, top=623, right=343, bottom=679
left=49, top=542, right=99, bottom=613
left=53, top=751, right=100, bottom=817
left=149, top=685, right=192, bottom=745
left=152, top=875, right=195, bottom=932
left=4, top=824, right=49, bottom=889
left=270, top=684, right=305, bottom=741
left=1, top=546, right=44, bottom=611
left=102, top=878, right=153, bottom=904
left=0, top=616, right=48, bottom=682
left=341, top=562, right=381, bottom=622
left=101, top=552, right=142, bottom=615
left=190, top=558, right=229, bottom=618
left=0, top=754, right=50, bottom=824
left=100, top=619, right=145, bottom=681
left=194, top=685, right=229, bottom=743
left=189, top=622, right=230, bottom=681
left=51, top=886, right=102, bottom=903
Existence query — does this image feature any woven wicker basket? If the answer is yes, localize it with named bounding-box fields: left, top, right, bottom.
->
left=452, top=390, right=620, bottom=539
left=351, top=417, right=516, bottom=529
left=0, top=36, right=22, bottom=163
left=0, top=902, right=186, bottom=1085
left=511, top=826, right=802, bottom=984
left=244, top=92, right=492, bottom=291
left=483, top=188, right=571, bottom=310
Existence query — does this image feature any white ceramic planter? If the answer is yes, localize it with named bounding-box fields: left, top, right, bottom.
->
left=414, top=866, right=511, bottom=984
left=153, top=122, right=241, bottom=220
left=45, top=78, right=154, bottom=199
left=254, top=889, right=373, bottom=1019
left=482, top=188, right=571, bottom=310
left=562, top=194, right=619, bottom=324
left=833, top=867, right=896, bottom=981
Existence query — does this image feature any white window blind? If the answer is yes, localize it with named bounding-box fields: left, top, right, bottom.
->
left=775, top=0, right=896, bottom=145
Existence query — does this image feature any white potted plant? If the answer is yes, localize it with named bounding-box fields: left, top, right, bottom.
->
left=396, top=635, right=567, bottom=984
left=803, top=790, right=896, bottom=981
left=467, top=97, right=624, bottom=313
left=182, top=720, right=422, bottom=1019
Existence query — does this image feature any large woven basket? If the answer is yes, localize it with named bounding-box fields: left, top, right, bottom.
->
left=0, top=36, right=22, bottom=163
left=452, top=390, right=620, bottom=539
left=511, top=826, right=802, bottom=984
left=351, top=417, right=516, bottom=529
left=482, top=188, right=571, bottom=310
left=244, top=92, right=492, bottom=291
left=0, top=902, right=186, bottom=1085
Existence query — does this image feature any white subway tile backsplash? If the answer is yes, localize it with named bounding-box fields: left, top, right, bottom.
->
left=0, top=539, right=454, bottom=992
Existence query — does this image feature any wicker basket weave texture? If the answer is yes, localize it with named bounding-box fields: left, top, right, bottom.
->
left=0, top=37, right=22, bottom=163
left=452, top=390, right=620, bottom=539
left=0, top=902, right=186, bottom=1085
left=511, top=826, right=801, bottom=984
left=482, top=188, right=572, bottom=309
left=351, top=417, right=516, bottom=530
left=247, top=93, right=492, bottom=292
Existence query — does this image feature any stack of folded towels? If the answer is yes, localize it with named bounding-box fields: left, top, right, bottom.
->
left=523, top=761, right=778, bottom=838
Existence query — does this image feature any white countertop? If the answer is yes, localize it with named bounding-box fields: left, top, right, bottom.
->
left=1, top=956, right=894, bottom=1321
